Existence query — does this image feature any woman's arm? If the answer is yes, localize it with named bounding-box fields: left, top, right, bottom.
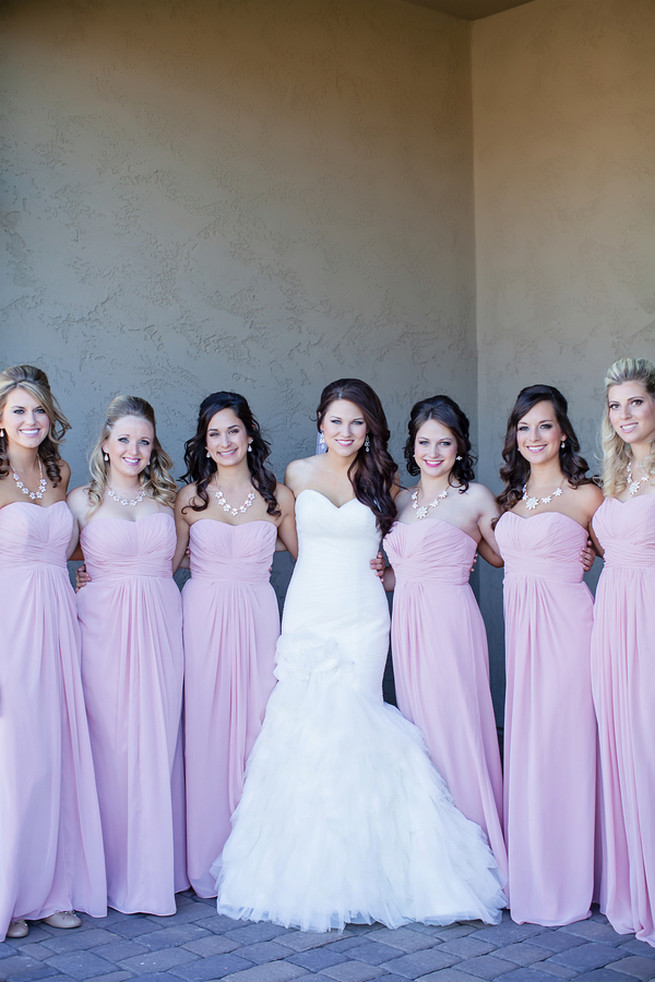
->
left=274, top=484, right=298, bottom=561
left=172, top=487, right=192, bottom=572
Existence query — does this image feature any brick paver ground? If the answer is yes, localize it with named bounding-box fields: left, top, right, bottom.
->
left=2, top=894, right=654, bottom=982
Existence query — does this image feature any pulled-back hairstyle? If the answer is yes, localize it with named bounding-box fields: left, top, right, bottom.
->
left=181, top=391, right=279, bottom=515
left=0, top=364, right=70, bottom=486
left=497, top=383, right=593, bottom=513
left=317, top=378, right=397, bottom=535
left=404, top=395, right=476, bottom=492
left=601, top=357, right=655, bottom=497
left=87, top=395, right=176, bottom=512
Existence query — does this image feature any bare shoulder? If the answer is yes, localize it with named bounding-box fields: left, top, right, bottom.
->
left=571, top=480, right=604, bottom=507
left=57, top=459, right=72, bottom=487
left=464, top=481, right=498, bottom=508
left=395, top=486, right=413, bottom=510
left=274, top=482, right=296, bottom=511
left=284, top=456, right=318, bottom=493
left=175, top=482, right=197, bottom=512
left=67, top=484, right=90, bottom=512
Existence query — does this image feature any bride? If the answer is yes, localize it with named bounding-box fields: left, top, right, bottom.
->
left=214, top=379, right=506, bottom=932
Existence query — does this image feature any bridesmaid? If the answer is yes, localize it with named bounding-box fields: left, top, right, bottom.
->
left=176, top=391, right=297, bottom=897
left=494, top=384, right=603, bottom=926
left=382, top=395, right=507, bottom=883
left=68, top=395, right=188, bottom=915
left=0, top=365, right=106, bottom=941
left=591, top=357, right=655, bottom=947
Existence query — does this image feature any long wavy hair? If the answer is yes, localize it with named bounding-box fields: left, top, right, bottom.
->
left=87, top=395, right=176, bottom=512
left=316, top=378, right=397, bottom=535
left=601, top=357, right=655, bottom=497
left=497, top=383, right=593, bottom=513
left=404, top=395, right=476, bottom=492
left=0, top=364, right=70, bottom=486
left=181, top=391, right=279, bottom=515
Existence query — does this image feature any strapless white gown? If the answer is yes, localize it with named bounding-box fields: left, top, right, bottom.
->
left=214, top=491, right=505, bottom=932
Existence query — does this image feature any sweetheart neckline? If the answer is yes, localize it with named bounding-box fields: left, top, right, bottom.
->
left=296, top=488, right=359, bottom=510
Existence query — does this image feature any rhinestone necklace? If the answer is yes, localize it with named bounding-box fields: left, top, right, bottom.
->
left=411, top=484, right=449, bottom=520
left=626, top=460, right=649, bottom=496
left=214, top=484, right=256, bottom=516
left=106, top=485, right=147, bottom=507
left=12, top=458, right=47, bottom=500
left=521, top=482, right=563, bottom=511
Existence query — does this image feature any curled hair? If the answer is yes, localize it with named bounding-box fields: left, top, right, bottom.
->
left=181, top=391, right=279, bottom=515
left=0, top=364, right=70, bottom=486
left=601, top=357, right=655, bottom=497
left=87, top=395, right=176, bottom=513
left=317, top=378, right=397, bottom=535
left=404, top=395, right=476, bottom=492
left=497, top=383, right=593, bottom=514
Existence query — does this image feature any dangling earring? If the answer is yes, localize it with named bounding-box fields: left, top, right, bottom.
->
left=206, top=449, right=211, bottom=458
left=247, top=443, right=253, bottom=453
left=560, top=440, right=566, bottom=451
left=364, top=435, right=370, bottom=453
left=103, top=452, right=109, bottom=462
left=0, top=428, right=4, bottom=438
left=456, top=455, right=462, bottom=461
left=318, top=432, right=327, bottom=453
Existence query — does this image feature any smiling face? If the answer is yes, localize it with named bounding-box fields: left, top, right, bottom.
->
left=205, top=407, right=252, bottom=469
left=0, top=386, right=50, bottom=451
left=607, top=380, right=655, bottom=450
left=319, top=399, right=368, bottom=458
left=413, top=418, right=458, bottom=481
left=103, top=415, right=154, bottom=481
left=515, top=400, right=565, bottom=466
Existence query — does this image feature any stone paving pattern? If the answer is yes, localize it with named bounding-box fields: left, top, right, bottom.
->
left=1, top=894, right=654, bottom=982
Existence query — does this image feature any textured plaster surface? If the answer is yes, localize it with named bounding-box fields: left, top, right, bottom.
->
left=0, top=0, right=475, bottom=489
left=472, top=0, right=655, bottom=703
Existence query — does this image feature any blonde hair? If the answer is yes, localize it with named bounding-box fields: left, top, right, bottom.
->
left=0, top=364, right=71, bottom=486
left=601, top=357, right=655, bottom=497
left=87, top=395, right=176, bottom=512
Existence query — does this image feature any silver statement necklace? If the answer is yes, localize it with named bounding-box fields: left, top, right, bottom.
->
left=411, top=484, right=449, bottom=520
left=12, top=458, right=47, bottom=500
left=521, top=482, right=563, bottom=511
left=106, top=485, right=147, bottom=507
left=626, top=460, right=649, bottom=496
left=214, top=484, right=256, bottom=516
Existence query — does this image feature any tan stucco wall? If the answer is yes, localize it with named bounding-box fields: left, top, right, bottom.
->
left=473, top=0, right=655, bottom=706
left=1, top=0, right=475, bottom=492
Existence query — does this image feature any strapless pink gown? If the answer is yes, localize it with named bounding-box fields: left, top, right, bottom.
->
left=592, top=496, right=655, bottom=947
left=0, top=501, right=106, bottom=941
left=385, top=519, right=507, bottom=884
left=183, top=520, right=279, bottom=897
left=495, top=511, right=596, bottom=926
left=77, top=513, right=187, bottom=914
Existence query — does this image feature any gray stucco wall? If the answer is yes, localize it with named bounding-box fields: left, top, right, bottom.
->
left=2, top=0, right=654, bottom=717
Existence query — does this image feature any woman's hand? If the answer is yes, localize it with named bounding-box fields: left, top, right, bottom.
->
left=581, top=538, right=597, bottom=572
left=370, top=551, right=385, bottom=579
left=75, top=563, right=92, bottom=592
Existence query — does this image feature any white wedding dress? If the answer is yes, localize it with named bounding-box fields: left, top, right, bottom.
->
left=214, top=490, right=506, bottom=932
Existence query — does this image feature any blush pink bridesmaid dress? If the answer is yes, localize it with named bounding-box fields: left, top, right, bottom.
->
left=495, top=511, right=596, bottom=926
left=591, top=496, right=655, bottom=947
left=183, top=520, right=280, bottom=897
left=385, top=519, right=507, bottom=885
left=0, top=501, right=106, bottom=941
left=77, top=512, right=187, bottom=915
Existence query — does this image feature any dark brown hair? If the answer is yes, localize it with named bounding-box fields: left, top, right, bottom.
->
left=404, top=395, right=476, bottom=492
left=316, top=378, right=397, bottom=535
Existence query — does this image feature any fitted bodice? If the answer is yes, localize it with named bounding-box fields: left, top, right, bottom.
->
left=385, top=520, right=476, bottom=586
left=292, top=489, right=381, bottom=585
left=189, top=519, right=277, bottom=583
left=495, top=511, right=586, bottom=583
left=81, top=512, right=175, bottom=580
left=593, top=496, right=655, bottom=569
left=0, top=500, right=71, bottom=569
